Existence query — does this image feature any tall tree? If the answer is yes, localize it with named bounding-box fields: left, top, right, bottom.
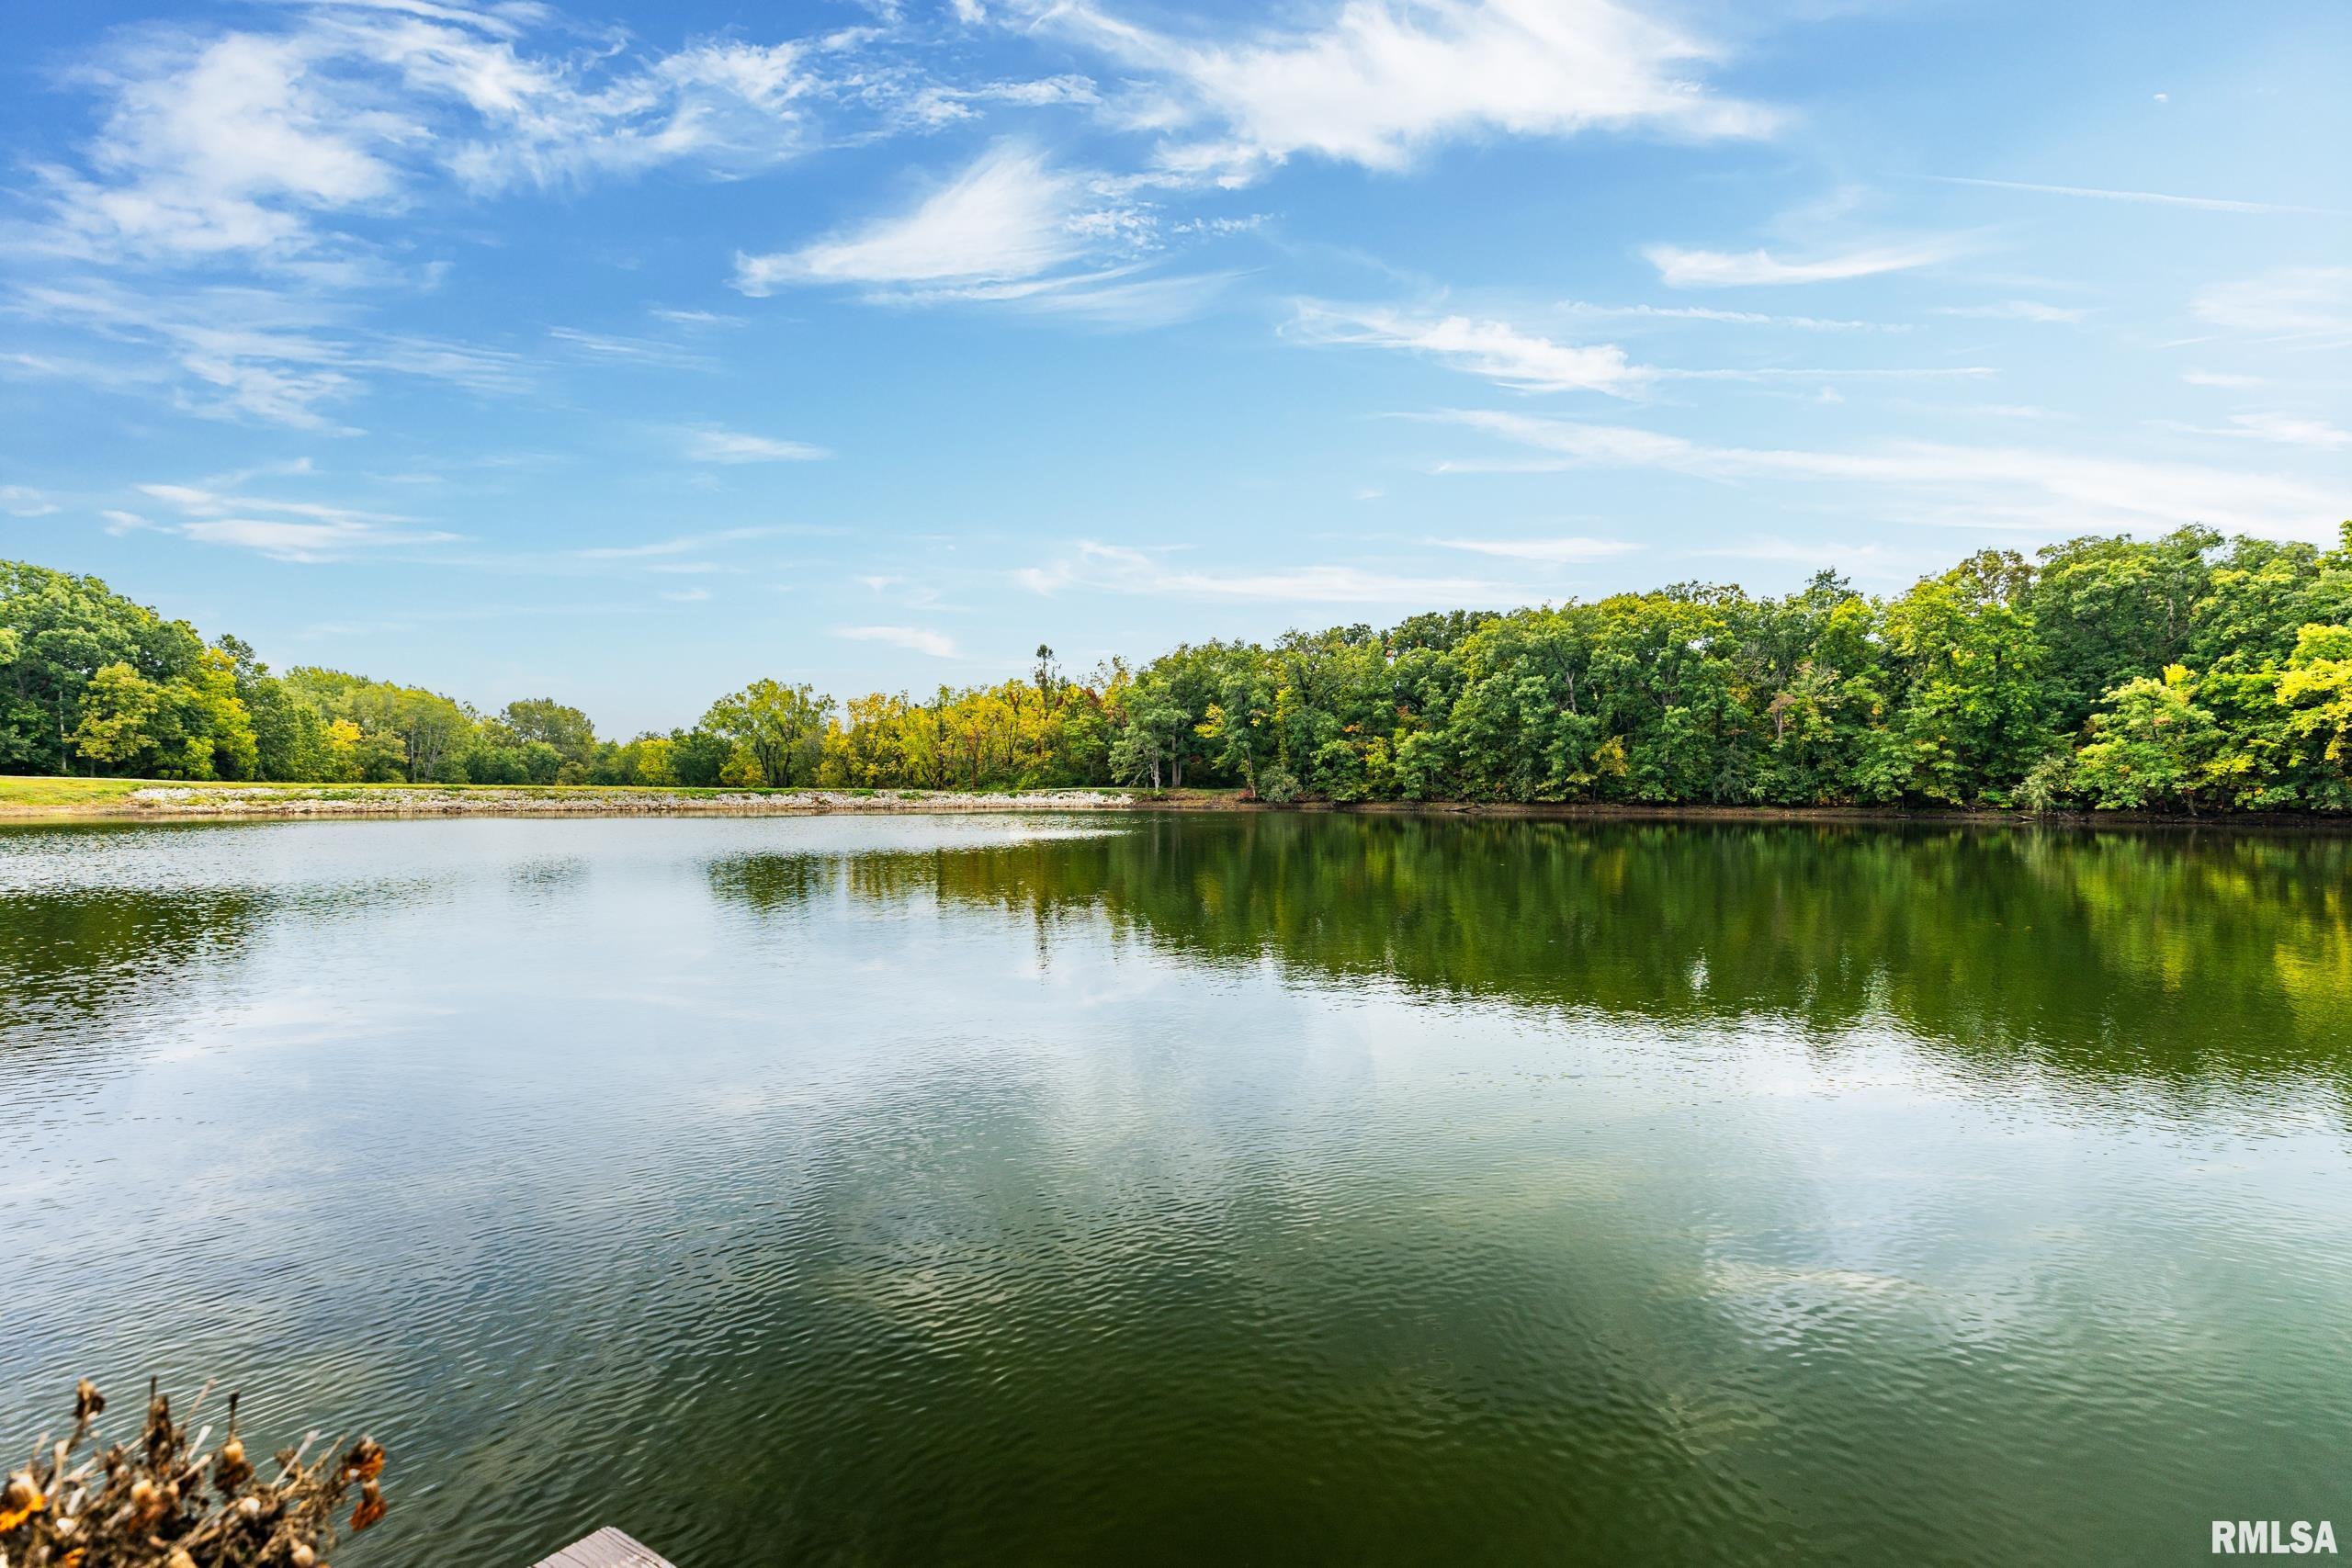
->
left=702, top=679, right=832, bottom=787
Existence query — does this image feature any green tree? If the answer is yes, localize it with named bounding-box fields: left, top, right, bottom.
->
left=702, top=680, right=833, bottom=787
left=2030, top=528, right=2217, bottom=730
left=2277, top=623, right=2352, bottom=807
left=2074, top=666, right=2221, bottom=811
left=1108, top=682, right=1186, bottom=790
left=68, top=662, right=163, bottom=773
left=1883, top=552, right=2053, bottom=805
left=498, top=698, right=598, bottom=780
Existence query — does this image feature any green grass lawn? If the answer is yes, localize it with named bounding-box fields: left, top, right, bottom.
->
left=0, top=774, right=164, bottom=807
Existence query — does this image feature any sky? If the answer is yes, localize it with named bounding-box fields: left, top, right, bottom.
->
left=2, top=0, right=2347, bottom=735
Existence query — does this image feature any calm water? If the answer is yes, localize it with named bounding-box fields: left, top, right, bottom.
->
left=5, top=814, right=2351, bottom=1565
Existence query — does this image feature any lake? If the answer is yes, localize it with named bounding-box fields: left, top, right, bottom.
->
left=5, top=813, right=2350, bottom=1565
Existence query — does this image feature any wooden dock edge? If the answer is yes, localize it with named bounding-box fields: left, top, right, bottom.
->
left=532, top=1526, right=677, bottom=1567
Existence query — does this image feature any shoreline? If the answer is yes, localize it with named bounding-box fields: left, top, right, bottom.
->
left=0, top=780, right=2345, bottom=831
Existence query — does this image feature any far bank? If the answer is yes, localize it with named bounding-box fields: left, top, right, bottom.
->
left=3, top=775, right=2346, bottom=832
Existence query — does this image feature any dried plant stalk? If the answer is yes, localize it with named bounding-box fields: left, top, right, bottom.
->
left=2, top=1380, right=388, bottom=1568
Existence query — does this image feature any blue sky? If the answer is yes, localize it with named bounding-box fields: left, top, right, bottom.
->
left=3, top=0, right=2346, bottom=734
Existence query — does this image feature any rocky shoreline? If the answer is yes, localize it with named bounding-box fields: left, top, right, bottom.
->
left=94, top=785, right=1148, bottom=818
left=6, top=784, right=2344, bottom=832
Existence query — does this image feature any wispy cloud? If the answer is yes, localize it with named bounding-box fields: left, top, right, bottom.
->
left=865, top=264, right=1237, bottom=326
left=1430, top=536, right=1639, bottom=563
left=0, top=486, right=61, bottom=518
left=1430, top=410, right=2343, bottom=540
left=731, top=141, right=1221, bottom=323
left=1930, top=175, right=2338, bottom=217
left=685, top=428, right=831, bottom=463
left=1644, top=241, right=1958, bottom=288
left=898, top=73, right=1101, bottom=130
left=1288, top=301, right=1985, bottom=393
left=1015, top=540, right=1513, bottom=604
left=2160, top=412, right=2352, bottom=451
left=1557, top=301, right=1895, bottom=332
left=1930, top=300, right=2086, bottom=323
left=13, top=281, right=526, bottom=428
left=2192, top=266, right=2352, bottom=346
left=738, top=142, right=1099, bottom=292
left=133, top=477, right=458, bottom=560
left=647, top=308, right=745, bottom=327
left=177, top=517, right=458, bottom=560
left=2182, top=369, right=2264, bottom=389
left=1658, top=366, right=1994, bottom=383
left=836, top=624, right=958, bottom=657
left=1289, top=303, right=1651, bottom=396
left=548, top=328, right=716, bottom=371
left=27, top=7, right=830, bottom=269
left=1041, top=0, right=1779, bottom=183
left=572, top=526, right=791, bottom=561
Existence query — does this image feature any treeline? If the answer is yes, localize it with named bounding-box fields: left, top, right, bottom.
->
left=6, top=524, right=2352, bottom=812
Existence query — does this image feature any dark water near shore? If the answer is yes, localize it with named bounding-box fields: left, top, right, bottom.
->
left=5, top=814, right=2351, bottom=1565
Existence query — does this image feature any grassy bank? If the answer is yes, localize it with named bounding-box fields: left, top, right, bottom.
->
left=0, top=774, right=1202, bottom=818
left=9, top=774, right=2348, bottom=830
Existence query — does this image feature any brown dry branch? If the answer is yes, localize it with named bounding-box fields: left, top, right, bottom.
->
left=1, top=1380, right=388, bottom=1568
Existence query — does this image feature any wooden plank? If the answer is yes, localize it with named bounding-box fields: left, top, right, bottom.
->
left=532, top=1526, right=677, bottom=1568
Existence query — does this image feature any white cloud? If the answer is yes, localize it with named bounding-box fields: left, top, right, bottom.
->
left=131, top=475, right=458, bottom=559
left=179, top=517, right=457, bottom=560
left=1015, top=540, right=1513, bottom=604
left=0, top=486, right=62, bottom=518
left=132, top=478, right=453, bottom=557
left=1930, top=175, right=2336, bottom=217
left=548, top=328, right=715, bottom=371
left=2165, top=412, right=2352, bottom=451
left=647, top=307, right=744, bottom=327
left=1558, top=301, right=1894, bottom=332
left=1644, top=241, right=1957, bottom=288
left=1659, top=366, right=1993, bottom=383
left=872, top=264, right=1235, bottom=325
left=16, top=281, right=526, bottom=427
left=735, top=142, right=1097, bottom=292
left=572, top=526, right=787, bottom=560
left=1043, top=0, right=1778, bottom=182
left=661, top=586, right=715, bottom=603
left=2192, top=266, right=2352, bottom=346
left=1951, top=404, right=2071, bottom=421
left=899, top=74, right=1101, bottom=128
left=440, top=39, right=819, bottom=195
left=836, top=624, right=958, bottom=657
left=1289, top=303, right=1651, bottom=395
left=1287, top=301, right=1985, bottom=393
left=37, top=29, right=399, bottom=264
left=1430, top=536, right=1638, bottom=563
left=1930, top=300, right=2086, bottom=323
left=139, top=480, right=404, bottom=523
left=2182, top=369, right=2264, bottom=389
left=686, top=428, right=831, bottom=463
left=1430, top=410, right=2343, bottom=540
left=30, top=9, right=824, bottom=267
left=731, top=141, right=1223, bottom=323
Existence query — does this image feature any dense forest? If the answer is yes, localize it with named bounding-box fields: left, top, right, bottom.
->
left=6, top=524, right=2352, bottom=813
